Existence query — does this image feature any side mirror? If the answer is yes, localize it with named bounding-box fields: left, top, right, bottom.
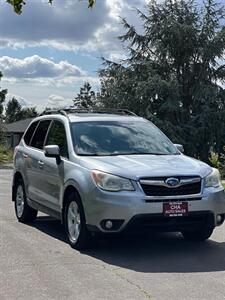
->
left=174, top=144, right=184, bottom=153
left=44, top=145, right=61, bottom=163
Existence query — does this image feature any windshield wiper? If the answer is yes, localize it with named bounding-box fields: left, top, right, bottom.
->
left=77, top=152, right=179, bottom=156
left=77, top=152, right=120, bottom=156
left=77, top=153, right=101, bottom=156
left=122, top=152, right=172, bottom=155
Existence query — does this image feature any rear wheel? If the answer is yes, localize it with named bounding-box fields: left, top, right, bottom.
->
left=64, top=191, right=91, bottom=250
left=181, top=226, right=214, bottom=241
left=14, top=178, right=38, bottom=223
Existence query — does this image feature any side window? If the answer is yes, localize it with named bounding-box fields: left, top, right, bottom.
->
left=23, top=121, right=39, bottom=145
left=45, top=121, right=69, bottom=158
left=30, top=120, right=51, bottom=150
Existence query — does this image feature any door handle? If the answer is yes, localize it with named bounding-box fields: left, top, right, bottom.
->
left=23, top=153, right=28, bottom=159
left=38, top=160, right=44, bottom=168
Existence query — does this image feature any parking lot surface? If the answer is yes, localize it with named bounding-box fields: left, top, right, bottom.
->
left=1, top=168, right=225, bottom=300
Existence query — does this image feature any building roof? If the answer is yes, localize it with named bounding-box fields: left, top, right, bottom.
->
left=5, top=118, right=33, bottom=133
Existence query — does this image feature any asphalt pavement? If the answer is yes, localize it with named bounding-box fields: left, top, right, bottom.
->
left=1, top=168, right=225, bottom=300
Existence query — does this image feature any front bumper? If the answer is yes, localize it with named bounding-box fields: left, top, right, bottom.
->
left=85, top=186, right=225, bottom=233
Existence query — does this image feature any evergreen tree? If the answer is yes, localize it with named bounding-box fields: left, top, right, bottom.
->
left=0, top=72, right=7, bottom=116
left=5, top=98, right=22, bottom=123
left=99, top=0, right=225, bottom=161
left=21, top=107, right=38, bottom=119
left=5, top=97, right=38, bottom=123
left=73, top=82, right=97, bottom=109
left=0, top=72, right=7, bottom=142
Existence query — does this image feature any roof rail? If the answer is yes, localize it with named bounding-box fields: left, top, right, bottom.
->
left=40, top=108, right=137, bottom=117
left=40, top=109, right=68, bottom=117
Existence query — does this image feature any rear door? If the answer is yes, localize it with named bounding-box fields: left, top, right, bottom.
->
left=19, top=120, right=39, bottom=193
left=27, top=119, right=51, bottom=204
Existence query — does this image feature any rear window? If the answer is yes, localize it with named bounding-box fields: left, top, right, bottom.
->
left=23, top=121, right=39, bottom=145
left=30, top=120, right=51, bottom=150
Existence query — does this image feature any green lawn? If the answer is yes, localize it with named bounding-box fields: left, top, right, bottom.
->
left=0, top=145, right=13, bottom=164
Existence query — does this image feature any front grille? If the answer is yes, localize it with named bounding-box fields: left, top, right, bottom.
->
left=140, top=176, right=202, bottom=197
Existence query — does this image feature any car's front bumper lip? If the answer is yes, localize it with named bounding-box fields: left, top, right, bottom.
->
left=123, top=211, right=217, bottom=233
left=85, top=187, right=225, bottom=233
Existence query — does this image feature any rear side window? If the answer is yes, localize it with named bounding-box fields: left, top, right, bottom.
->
left=30, top=120, right=51, bottom=150
left=23, top=121, right=39, bottom=145
left=45, top=121, right=69, bottom=158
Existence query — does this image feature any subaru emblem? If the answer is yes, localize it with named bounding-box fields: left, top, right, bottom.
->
left=165, top=178, right=180, bottom=187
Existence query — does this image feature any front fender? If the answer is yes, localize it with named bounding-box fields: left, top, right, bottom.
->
left=61, top=164, right=95, bottom=210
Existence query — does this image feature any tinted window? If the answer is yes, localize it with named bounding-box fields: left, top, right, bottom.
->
left=71, top=121, right=179, bottom=156
left=24, top=121, right=39, bottom=145
left=30, top=120, right=51, bottom=150
left=45, top=121, right=68, bottom=158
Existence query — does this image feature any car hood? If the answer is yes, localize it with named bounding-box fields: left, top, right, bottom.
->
left=79, top=154, right=212, bottom=180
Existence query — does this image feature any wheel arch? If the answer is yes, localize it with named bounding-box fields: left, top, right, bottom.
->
left=62, top=184, right=83, bottom=224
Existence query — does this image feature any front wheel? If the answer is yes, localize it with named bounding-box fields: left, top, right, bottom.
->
left=64, top=192, right=91, bottom=250
left=181, top=226, right=214, bottom=242
left=14, top=178, right=38, bottom=223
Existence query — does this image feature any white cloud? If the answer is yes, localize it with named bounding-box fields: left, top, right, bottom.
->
left=0, top=0, right=146, bottom=54
left=109, top=52, right=128, bottom=62
left=5, top=93, right=31, bottom=107
left=54, top=76, right=100, bottom=87
left=0, top=40, right=11, bottom=48
left=48, top=94, right=65, bottom=104
left=0, top=0, right=147, bottom=109
left=47, top=94, right=73, bottom=107
left=2, top=74, right=99, bottom=90
left=4, top=92, right=73, bottom=112
left=106, top=0, right=136, bottom=20
left=0, top=0, right=110, bottom=50
left=0, top=55, right=86, bottom=78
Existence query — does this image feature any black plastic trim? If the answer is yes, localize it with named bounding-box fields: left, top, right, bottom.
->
left=123, top=211, right=215, bottom=233
left=27, top=198, right=61, bottom=220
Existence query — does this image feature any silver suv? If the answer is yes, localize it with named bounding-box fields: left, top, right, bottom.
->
left=13, top=109, right=225, bottom=249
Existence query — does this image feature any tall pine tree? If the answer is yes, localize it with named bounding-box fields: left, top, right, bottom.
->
left=5, top=98, right=38, bottom=123
left=0, top=72, right=7, bottom=142
left=73, top=82, right=97, bottom=109
left=99, top=0, right=225, bottom=161
left=5, top=98, right=22, bottom=123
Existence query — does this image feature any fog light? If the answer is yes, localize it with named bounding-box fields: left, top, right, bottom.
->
left=216, top=214, right=225, bottom=226
left=100, top=219, right=125, bottom=231
left=105, top=220, right=113, bottom=229
left=217, top=215, right=222, bottom=224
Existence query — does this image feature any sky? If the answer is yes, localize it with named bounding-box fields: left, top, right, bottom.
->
left=0, top=0, right=147, bottom=111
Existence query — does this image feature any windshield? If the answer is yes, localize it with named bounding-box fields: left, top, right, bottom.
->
left=71, top=120, right=179, bottom=156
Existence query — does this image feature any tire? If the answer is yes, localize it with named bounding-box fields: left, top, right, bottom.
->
left=14, top=178, right=38, bottom=223
left=181, top=226, right=214, bottom=242
left=64, top=191, right=91, bottom=250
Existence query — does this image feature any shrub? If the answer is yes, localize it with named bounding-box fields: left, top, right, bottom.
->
left=0, top=145, right=13, bottom=164
left=209, top=151, right=225, bottom=179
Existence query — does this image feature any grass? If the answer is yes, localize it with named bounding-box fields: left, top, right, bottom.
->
left=0, top=145, right=13, bottom=164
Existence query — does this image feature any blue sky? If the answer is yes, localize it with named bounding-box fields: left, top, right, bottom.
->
left=0, top=0, right=145, bottom=110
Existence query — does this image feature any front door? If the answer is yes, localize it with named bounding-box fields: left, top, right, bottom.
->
left=40, top=120, right=69, bottom=211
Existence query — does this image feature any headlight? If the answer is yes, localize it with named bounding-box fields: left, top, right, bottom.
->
left=92, top=170, right=135, bottom=192
left=204, top=168, right=222, bottom=188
